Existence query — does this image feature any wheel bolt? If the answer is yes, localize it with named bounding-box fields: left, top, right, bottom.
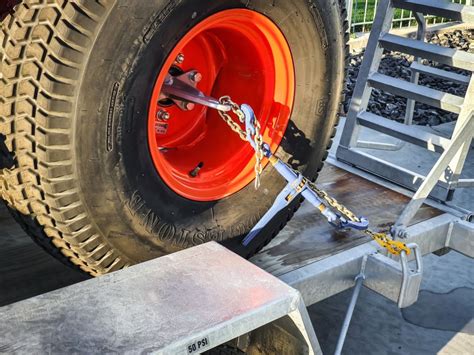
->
left=157, top=109, right=170, bottom=120
left=175, top=53, right=185, bottom=64
left=190, top=71, right=202, bottom=83
left=189, top=162, right=204, bottom=177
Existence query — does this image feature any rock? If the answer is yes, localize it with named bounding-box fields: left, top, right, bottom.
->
left=350, top=58, right=359, bottom=66
left=343, top=29, right=472, bottom=126
left=390, top=110, right=400, bottom=119
left=427, top=116, right=441, bottom=126
left=386, top=103, right=397, bottom=112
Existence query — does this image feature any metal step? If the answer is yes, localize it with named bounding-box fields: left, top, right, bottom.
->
left=410, top=62, right=471, bottom=85
left=380, top=34, right=474, bottom=71
left=0, top=242, right=320, bottom=354
left=393, top=0, right=474, bottom=23
left=367, top=72, right=464, bottom=113
left=336, top=146, right=452, bottom=200
left=357, top=111, right=450, bottom=153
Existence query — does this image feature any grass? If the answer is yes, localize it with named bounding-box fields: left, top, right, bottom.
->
left=349, top=0, right=470, bottom=33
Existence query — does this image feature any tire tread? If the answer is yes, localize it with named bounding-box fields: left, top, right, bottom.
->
left=0, top=0, right=128, bottom=276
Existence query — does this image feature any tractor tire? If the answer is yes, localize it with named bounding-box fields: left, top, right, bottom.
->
left=205, top=345, right=245, bottom=355
left=0, top=0, right=348, bottom=275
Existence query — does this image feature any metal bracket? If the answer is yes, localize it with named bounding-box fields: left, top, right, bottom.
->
left=364, top=243, right=423, bottom=308
left=398, top=243, right=423, bottom=308
left=160, top=72, right=231, bottom=112
left=330, top=243, right=421, bottom=355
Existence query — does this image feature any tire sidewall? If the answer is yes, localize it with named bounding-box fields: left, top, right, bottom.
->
left=76, top=0, right=345, bottom=261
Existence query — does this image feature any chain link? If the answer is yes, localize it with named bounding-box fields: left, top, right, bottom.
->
left=306, top=177, right=409, bottom=255
left=218, top=96, right=265, bottom=189
left=307, top=180, right=360, bottom=222
left=216, top=96, right=409, bottom=255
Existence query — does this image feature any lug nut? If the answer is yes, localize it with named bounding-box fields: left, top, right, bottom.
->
left=175, top=53, right=185, bottom=64
left=157, top=109, right=170, bottom=120
left=190, top=71, right=202, bottom=83
left=185, top=102, right=195, bottom=111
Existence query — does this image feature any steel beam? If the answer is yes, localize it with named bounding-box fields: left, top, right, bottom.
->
left=281, top=213, right=472, bottom=309
left=395, top=113, right=474, bottom=228
left=339, top=0, right=395, bottom=148
left=404, top=12, right=426, bottom=129
left=397, top=213, right=457, bottom=255
left=450, top=220, right=474, bottom=258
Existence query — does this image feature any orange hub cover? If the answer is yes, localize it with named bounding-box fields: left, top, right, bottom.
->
left=148, top=9, right=295, bottom=201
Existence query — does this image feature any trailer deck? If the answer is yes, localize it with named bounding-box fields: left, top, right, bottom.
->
left=251, top=162, right=441, bottom=277
left=0, top=160, right=442, bottom=306
left=1, top=157, right=471, bottom=354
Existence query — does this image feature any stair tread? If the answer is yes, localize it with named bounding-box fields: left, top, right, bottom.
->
left=380, top=34, right=474, bottom=72
left=368, top=73, right=464, bottom=113
left=392, top=0, right=474, bottom=22
left=410, top=62, right=471, bottom=84
left=357, top=111, right=450, bottom=153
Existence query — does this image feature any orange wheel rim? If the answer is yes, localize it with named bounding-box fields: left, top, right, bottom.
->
left=148, top=9, right=295, bottom=201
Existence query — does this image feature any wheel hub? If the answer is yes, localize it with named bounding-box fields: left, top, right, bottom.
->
left=147, top=9, right=295, bottom=201
left=160, top=69, right=231, bottom=113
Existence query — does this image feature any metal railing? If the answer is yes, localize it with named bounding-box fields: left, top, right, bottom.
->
left=346, top=0, right=473, bottom=33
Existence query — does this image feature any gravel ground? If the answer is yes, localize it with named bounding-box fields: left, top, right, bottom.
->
left=344, top=29, right=474, bottom=126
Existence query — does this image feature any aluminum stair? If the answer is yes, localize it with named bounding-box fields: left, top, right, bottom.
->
left=337, top=0, right=474, bottom=201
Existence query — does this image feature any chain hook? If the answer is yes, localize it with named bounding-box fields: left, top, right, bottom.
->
left=217, top=97, right=265, bottom=189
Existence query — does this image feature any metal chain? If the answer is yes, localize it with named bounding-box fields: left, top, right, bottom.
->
left=364, top=229, right=410, bottom=255
left=216, top=96, right=409, bottom=255
left=307, top=181, right=361, bottom=222
left=306, top=180, right=409, bottom=255
left=218, top=96, right=264, bottom=189
left=217, top=96, right=247, bottom=140
left=252, top=120, right=264, bottom=190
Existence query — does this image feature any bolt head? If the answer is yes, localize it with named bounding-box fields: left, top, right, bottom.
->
left=157, top=109, right=170, bottom=120
left=175, top=53, right=185, bottom=64
left=190, top=71, right=202, bottom=83
left=185, top=102, right=195, bottom=111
